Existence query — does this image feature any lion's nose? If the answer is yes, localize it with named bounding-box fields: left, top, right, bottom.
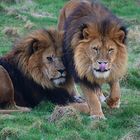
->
left=97, top=61, right=108, bottom=72
left=97, top=61, right=108, bottom=65
left=58, top=69, right=65, bottom=74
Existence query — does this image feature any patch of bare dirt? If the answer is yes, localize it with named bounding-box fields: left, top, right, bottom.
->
left=24, top=20, right=35, bottom=29
left=15, top=14, right=27, bottom=22
left=31, top=12, right=55, bottom=19
left=48, top=106, right=79, bottom=123
left=6, top=8, right=18, bottom=16
left=3, top=27, right=19, bottom=37
left=128, top=26, right=140, bottom=43
left=126, top=18, right=140, bottom=25
left=128, top=25, right=140, bottom=68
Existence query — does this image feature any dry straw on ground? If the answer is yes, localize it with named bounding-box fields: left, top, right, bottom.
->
left=48, top=106, right=80, bottom=123
left=3, top=27, right=19, bottom=37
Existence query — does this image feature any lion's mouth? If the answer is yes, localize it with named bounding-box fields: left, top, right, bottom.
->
left=94, top=68, right=110, bottom=73
left=51, top=76, right=66, bottom=80
left=93, top=68, right=110, bottom=78
left=51, top=76, right=66, bottom=85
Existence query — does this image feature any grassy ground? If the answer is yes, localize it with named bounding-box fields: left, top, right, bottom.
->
left=0, top=0, right=140, bottom=139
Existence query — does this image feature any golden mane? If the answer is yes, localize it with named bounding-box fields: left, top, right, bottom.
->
left=62, top=1, right=128, bottom=84
left=0, top=28, right=82, bottom=113
left=73, top=23, right=128, bottom=84
left=5, top=29, right=63, bottom=89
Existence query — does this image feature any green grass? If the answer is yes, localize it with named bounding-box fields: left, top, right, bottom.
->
left=0, top=0, right=140, bottom=139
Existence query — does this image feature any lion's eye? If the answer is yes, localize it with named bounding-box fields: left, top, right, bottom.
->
left=92, top=47, right=99, bottom=54
left=92, top=47, right=98, bottom=51
left=108, top=48, right=114, bottom=53
left=47, top=57, right=53, bottom=62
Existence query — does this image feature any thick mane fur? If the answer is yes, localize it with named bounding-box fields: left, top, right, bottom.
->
left=63, top=1, right=127, bottom=85
left=0, top=29, right=75, bottom=107
left=58, top=0, right=128, bottom=118
left=5, top=29, right=62, bottom=89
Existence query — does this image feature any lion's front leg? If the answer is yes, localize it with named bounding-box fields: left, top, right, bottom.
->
left=80, top=84, right=105, bottom=119
left=63, top=77, right=85, bottom=103
left=106, top=81, right=121, bottom=108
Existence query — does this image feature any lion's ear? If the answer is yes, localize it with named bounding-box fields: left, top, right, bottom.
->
left=114, top=26, right=127, bottom=43
left=115, top=30, right=125, bottom=43
left=80, top=24, right=90, bottom=40
left=28, top=39, right=39, bottom=55
left=83, top=28, right=89, bottom=40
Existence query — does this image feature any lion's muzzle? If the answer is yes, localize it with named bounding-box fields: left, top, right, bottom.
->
left=96, top=61, right=110, bottom=72
left=93, top=61, right=110, bottom=78
left=51, top=69, right=67, bottom=86
left=98, top=61, right=108, bottom=72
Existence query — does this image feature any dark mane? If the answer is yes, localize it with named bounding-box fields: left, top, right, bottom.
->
left=0, top=29, right=75, bottom=108
left=64, top=1, right=127, bottom=41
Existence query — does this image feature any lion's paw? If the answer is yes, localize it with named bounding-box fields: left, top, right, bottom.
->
left=73, top=95, right=86, bottom=103
left=89, top=115, right=107, bottom=120
left=15, top=105, right=31, bottom=112
left=106, top=97, right=120, bottom=109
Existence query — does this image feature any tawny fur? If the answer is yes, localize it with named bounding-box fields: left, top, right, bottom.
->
left=12, top=29, right=63, bottom=89
left=0, top=29, right=80, bottom=113
left=58, top=0, right=90, bottom=31
left=58, top=0, right=128, bottom=118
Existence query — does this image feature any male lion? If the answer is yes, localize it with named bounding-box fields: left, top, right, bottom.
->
left=58, top=0, right=128, bottom=119
left=0, top=29, right=81, bottom=113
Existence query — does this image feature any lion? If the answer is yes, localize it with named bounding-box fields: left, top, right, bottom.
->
left=58, top=0, right=128, bottom=119
left=0, top=28, right=83, bottom=113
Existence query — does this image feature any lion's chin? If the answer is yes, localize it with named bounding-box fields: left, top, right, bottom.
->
left=93, top=70, right=110, bottom=79
left=52, top=77, right=66, bottom=86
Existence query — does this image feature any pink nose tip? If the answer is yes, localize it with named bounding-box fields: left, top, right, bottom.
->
left=99, top=63, right=106, bottom=72
left=97, top=61, right=108, bottom=72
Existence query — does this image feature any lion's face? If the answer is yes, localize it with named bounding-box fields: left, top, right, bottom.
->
left=16, top=29, right=66, bottom=88
left=85, top=38, right=117, bottom=79
left=42, top=47, right=66, bottom=86
left=73, top=24, right=127, bottom=82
